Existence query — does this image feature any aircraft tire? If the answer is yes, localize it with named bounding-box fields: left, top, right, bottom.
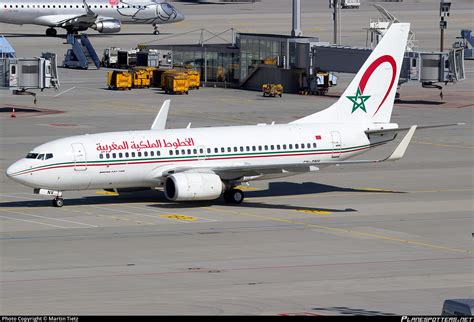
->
left=53, top=198, right=64, bottom=207
left=224, top=189, right=244, bottom=204
left=46, top=28, right=57, bottom=37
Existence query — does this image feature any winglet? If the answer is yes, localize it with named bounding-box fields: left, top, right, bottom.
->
left=151, top=100, right=170, bottom=130
left=386, top=125, right=417, bottom=161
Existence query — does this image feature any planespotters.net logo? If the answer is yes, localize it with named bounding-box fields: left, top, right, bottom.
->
left=401, top=317, right=474, bottom=322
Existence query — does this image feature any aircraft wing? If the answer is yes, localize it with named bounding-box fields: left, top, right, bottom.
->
left=34, top=1, right=100, bottom=29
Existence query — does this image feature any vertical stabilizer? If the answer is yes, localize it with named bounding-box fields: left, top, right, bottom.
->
left=292, top=23, right=410, bottom=125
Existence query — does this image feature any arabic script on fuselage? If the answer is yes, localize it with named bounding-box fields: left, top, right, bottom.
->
left=96, top=137, right=195, bottom=153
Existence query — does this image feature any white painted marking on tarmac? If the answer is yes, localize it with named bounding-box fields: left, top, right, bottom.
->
left=0, top=215, right=68, bottom=229
left=54, top=86, right=76, bottom=97
left=0, top=193, right=41, bottom=200
left=0, top=209, right=98, bottom=228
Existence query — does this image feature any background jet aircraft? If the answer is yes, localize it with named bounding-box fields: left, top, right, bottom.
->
left=0, top=0, right=185, bottom=36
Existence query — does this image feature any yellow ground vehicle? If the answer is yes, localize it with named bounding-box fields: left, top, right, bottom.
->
left=160, top=69, right=185, bottom=88
left=107, top=71, right=132, bottom=90
left=262, top=83, right=283, bottom=97
left=185, top=70, right=201, bottom=89
left=164, top=74, right=189, bottom=95
left=131, top=68, right=152, bottom=88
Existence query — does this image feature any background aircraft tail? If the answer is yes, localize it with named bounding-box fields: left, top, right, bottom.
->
left=292, top=23, right=410, bottom=125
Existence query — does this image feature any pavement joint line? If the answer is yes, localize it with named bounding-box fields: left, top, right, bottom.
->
left=2, top=256, right=472, bottom=284
left=0, top=215, right=69, bottom=229
left=203, top=207, right=471, bottom=254
left=53, top=86, right=76, bottom=97
left=411, top=140, right=474, bottom=149
left=0, top=209, right=99, bottom=228
left=88, top=205, right=171, bottom=222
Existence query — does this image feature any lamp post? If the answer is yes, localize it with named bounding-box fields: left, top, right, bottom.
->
left=439, top=0, right=451, bottom=52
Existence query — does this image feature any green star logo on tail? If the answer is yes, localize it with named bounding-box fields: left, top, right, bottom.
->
left=346, top=87, right=371, bottom=113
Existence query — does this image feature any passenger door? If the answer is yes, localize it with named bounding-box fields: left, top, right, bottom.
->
left=331, top=131, right=342, bottom=158
left=72, top=143, right=87, bottom=171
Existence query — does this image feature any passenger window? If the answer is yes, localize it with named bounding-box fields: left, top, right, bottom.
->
left=214, top=148, right=218, bottom=153
left=157, top=151, right=161, bottom=156
left=99, top=154, right=104, bottom=159
left=233, top=147, right=237, bottom=152
left=283, top=144, right=286, bottom=149
left=207, top=148, right=211, bottom=154
left=221, top=147, right=225, bottom=153
left=264, top=145, right=268, bottom=151
left=258, top=146, right=262, bottom=151
left=112, top=153, right=116, bottom=158
left=252, top=146, right=256, bottom=151
left=131, top=152, right=135, bottom=157
left=289, top=144, right=293, bottom=149
left=106, top=154, right=110, bottom=159
left=240, top=147, right=244, bottom=152
left=119, top=153, right=123, bottom=158
left=270, top=145, right=274, bottom=150
left=188, top=149, right=192, bottom=154
left=144, top=151, right=148, bottom=157
left=150, top=151, right=154, bottom=157
left=307, top=143, right=311, bottom=148
left=125, top=152, right=129, bottom=158
left=169, top=150, right=173, bottom=156
left=313, top=143, right=317, bottom=148
left=246, top=146, right=250, bottom=151
left=295, top=144, right=299, bottom=149
left=182, top=149, right=186, bottom=155
left=227, top=147, right=231, bottom=152
left=195, top=149, right=199, bottom=154
left=276, top=145, right=280, bottom=150
left=176, top=150, right=180, bottom=155
left=137, top=152, right=142, bottom=157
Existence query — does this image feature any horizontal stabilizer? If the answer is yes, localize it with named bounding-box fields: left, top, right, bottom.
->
left=366, top=123, right=464, bottom=135
left=151, top=100, right=170, bottom=130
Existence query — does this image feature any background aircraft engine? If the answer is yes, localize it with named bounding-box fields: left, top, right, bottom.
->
left=164, top=173, right=223, bottom=201
left=92, top=19, right=121, bottom=33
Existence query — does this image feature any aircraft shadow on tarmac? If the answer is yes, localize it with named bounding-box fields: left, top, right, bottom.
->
left=311, top=306, right=397, bottom=316
left=396, top=99, right=445, bottom=105
left=0, top=182, right=403, bottom=212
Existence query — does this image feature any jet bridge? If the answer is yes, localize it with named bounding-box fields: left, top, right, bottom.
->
left=309, top=45, right=465, bottom=97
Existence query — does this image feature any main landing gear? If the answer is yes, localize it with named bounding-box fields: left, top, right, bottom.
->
left=223, top=188, right=244, bottom=204
left=153, top=24, right=160, bottom=35
left=45, top=27, right=57, bottom=37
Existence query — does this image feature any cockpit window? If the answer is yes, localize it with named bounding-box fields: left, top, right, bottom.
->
left=45, top=153, right=53, bottom=160
left=37, top=154, right=45, bottom=160
left=26, top=153, right=39, bottom=159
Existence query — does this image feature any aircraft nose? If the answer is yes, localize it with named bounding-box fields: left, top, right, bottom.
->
left=6, top=160, right=26, bottom=183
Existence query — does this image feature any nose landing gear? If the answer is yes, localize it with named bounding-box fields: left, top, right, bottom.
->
left=52, top=197, right=64, bottom=207
left=153, top=24, right=160, bottom=35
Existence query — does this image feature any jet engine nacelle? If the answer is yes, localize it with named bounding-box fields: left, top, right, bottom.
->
left=164, top=173, right=223, bottom=201
left=92, top=19, right=121, bottom=33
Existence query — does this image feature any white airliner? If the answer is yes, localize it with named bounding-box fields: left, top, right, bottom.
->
left=0, top=0, right=184, bottom=36
left=5, top=23, right=460, bottom=207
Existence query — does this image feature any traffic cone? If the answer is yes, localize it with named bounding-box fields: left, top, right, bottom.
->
left=10, top=108, right=16, bottom=118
